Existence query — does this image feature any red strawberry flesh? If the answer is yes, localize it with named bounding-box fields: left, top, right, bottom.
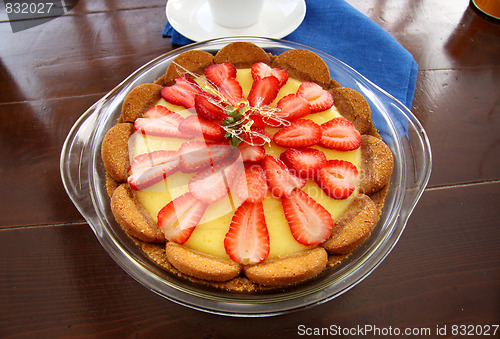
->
left=319, top=117, right=361, bottom=151
left=261, top=155, right=306, bottom=197
left=234, top=164, right=268, bottom=203
left=281, top=189, right=333, bottom=246
left=128, top=150, right=180, bottom=190
left=224, top=201, right=270, bottom=265
left=161, top=76, right=202, bottom=109
left=157, top=192, right=208, bottom=244
left=272, top=119, right=322, bottom=148
left=316, top=159, right=359, bottom=199
left=280, top=148, right=326, bottom=179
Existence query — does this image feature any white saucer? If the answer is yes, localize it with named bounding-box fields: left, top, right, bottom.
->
left=166, top=0, right=306, bottom=42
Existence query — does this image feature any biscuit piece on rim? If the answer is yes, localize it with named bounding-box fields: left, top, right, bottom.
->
left=119, top=83, right=162, bottom=123
left=271, top=49, right=333, bottom=89
left=155, top=50, right=215, bottom=86
left=213, top=41, right=271, bottom=68
left=166, top=242, right=242, bottom=282
left=111, top=184, right=166, bottom=243
left=244, top=247, right=328, bottom=286
left=101, top=122, right=135, bottom=183
left=323, top=194, right=379, bottom=255
left=358, top=135, right=394, bottom=195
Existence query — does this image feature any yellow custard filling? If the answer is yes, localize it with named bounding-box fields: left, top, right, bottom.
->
left=130, top=69, right=360, bottom=260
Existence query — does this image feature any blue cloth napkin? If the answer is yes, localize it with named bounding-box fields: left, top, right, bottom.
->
left=163, top=0, right=418, bottom=109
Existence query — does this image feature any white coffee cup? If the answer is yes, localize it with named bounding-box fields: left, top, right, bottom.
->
left=208, top=0, right=265, bottom=28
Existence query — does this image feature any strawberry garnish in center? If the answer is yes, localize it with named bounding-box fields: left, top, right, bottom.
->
left=224, top=201, right=270, bottom=265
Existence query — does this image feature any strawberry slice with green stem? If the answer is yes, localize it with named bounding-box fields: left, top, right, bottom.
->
left=272, top=119, right=322, bottom=148
left=315, top=159, right=359, bottom=199
left=281, top=189, right=333, bottom=246
left=157, top=192, right=208, bottom=244
left=224, top=201, right=270, bottom=265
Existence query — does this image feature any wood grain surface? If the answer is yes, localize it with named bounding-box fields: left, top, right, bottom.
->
left=0, top=0, right=498, bottom=337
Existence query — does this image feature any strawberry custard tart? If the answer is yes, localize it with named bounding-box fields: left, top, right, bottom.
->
left=101, top=42, right=394, bottom=290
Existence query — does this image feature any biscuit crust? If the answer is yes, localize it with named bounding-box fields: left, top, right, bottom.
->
left=101, top=123, right=135, bottom=182
left=111, top=184, right=165, bottom=243
left=155, top=50, right=214, bottom=86
left=244, top=247, right=328, bottom=286
left=119, top=83, right=162, bottom=123
left=271, top=49, right=332, bottom=89
left=213, top=41, right=271, bottom=68
left=166, top=242, right=242, bottom=282
left=323, top=194, right=379, bottom=254
left=330, top=87, right=373, bottom=135
left=358, top=135, right=394, bottom=195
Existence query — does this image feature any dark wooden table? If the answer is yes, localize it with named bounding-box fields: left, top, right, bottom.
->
left=1, top=1, right=499, bottom=337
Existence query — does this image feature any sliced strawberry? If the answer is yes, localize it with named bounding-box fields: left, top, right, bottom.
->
left=247, top=76, right=280, bottom=107
left=272, top=119, right=322, bottom=148
left=261, top=155, right=306, bottom=197
left=281, top=189, right=333, bottom=246
left=134, top=108, right=186, bottom=138
left=237, top=142, right=265, bottom=162
left=178, top=114, right=225, bottom=141
left=276, top=93, right=312, bottom=122
left=128, top=150, right=180, bottom=190
left=161, top=76, right=202, bottom=109
left=194, top=92, right=228, bottom=121
left=224, top=201, right=270, bottom=265
left=296, top=82, right=334, bottom=113
left=218, top=78, right=243, bottom=106
left=205, top=62, right=237, bottom=86
left=234, top=164, right=268, bottom=203
left=241, top=127, right=272, bottom=146
left=157, top=192, right=208, bottom=244
left=178, top=141, right=233, bottom=173
left=188, top=158, right=240, bottom=204
left=251, top=62, right=288, bottom=87
left=318, top=117, right=361, bottom=151
left=315, top=159, right=359, bottom=199
left=280, top=148, right=326, bottom=179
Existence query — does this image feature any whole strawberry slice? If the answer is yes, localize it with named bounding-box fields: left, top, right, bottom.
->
left=178, top=114, right=225, bottom=141
left=237, top=142, right=265, bottom=162
left=205, top=62, right=237, bottom=86
left=128, top=150, right=180, bottom=190
left=297, top=82, right=334, bottom=113
left=234, top=164, right=268, bottom=203
left=188, top=158, right=240, bottom=204
left=224, top=201, right=270, bottom=265
left=280, top=148, right=327, bottom=179
left=247, top=76, right=280, bottom=107
left=316, top=159, right=359, bottom=199
left=281, top=189, right=333, bottom=246
left=251, top=62, right=289, bottom=87
left=179, top=141, right=233, bottom=173
left=161, top=76, right=202, bottom=109
left=261, top=155, right=306, bottom=197
left=134, top=107, right=186, bottom=138
left=318, top=117, right=361, bottom=151
left=157, top=192, right=208, bottom=244
left=276, top=93, right=312, bottom=122
left=194, top=92, right=228, bottom=121
left=218, top=78, right=243, bottom=106
left=273, top=119, right=322, bottom=148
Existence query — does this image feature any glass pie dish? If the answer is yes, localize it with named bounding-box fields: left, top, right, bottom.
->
left=60, top=37, right=432, bottom=317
